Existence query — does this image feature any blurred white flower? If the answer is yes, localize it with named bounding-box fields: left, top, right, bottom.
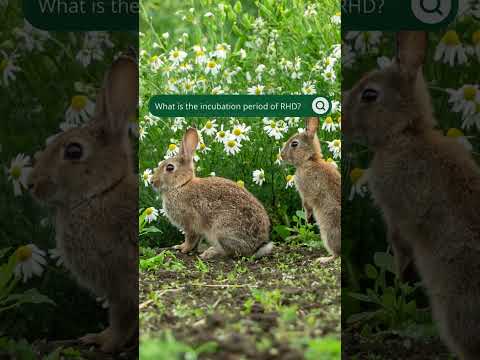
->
left=214, top=43, right=230, bottom=59
left=14, top=20, right=50, bottom=52
left=169, top=48, right=188, bottom=64
left=223, top=135, right=242, bottom=155
left=48, top=248, right=64, bottom=267
left=446, top=128, right=473, bottom=151
left=302, top=81, right=316, bottom=95
left=285, top=174, right=295, bottom=189
left=172, top=117, right=186, bottom=132
left=349, top=168, right=370, bottom=201
left=327, top=139, right=341, bottom=159
left=7, top=153, right=32, bottom=196
left=14, top=244, right=47, bottom=283
left=345, top=31, right=382, bottom=54
left=331, top=11, right=341, bottom=25
left=446, top=85, right=479, bottom=123
left=247, top=84, right=265, bottom=95
left=144, top=207, right=159, bottom=223
left=192, top=45, right=207, bottom=64
left=322, top=116, right=338, bottom=132
left=215, top=125, right=228, bottom=143
left=263, top=119, right=288, bottom=140
left=231, top=123, right=251, bottom=142
left=252, top=169, right=266, bottom=186
left=0, top=51, right=20, bottom=87
left=205, top=59, right=221, bottom=75
left=165, top=143, right=179, bottom=159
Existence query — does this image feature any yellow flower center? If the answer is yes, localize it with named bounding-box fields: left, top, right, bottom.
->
left=143, top=173, right=149, bottom=180
left=337, top=116, right=341, bottom=124
left=270, top=121, right=277, bottom=129
left=16, top=246, right=33, bottom=262
left=325, top=116, right=333, bottom=124
left=218, top=130, right=225, bottom=138
left=0, top=58, right=8, bottom=72
left=335, top=11, right=340, bottom=16
left=195, top=50, right=205, bottom=57
left=326, top=158, right=334, bottom=163
left=168, top=144, right=177, bottom=151
left=286, top=175, right=294, bottom=182
left=255, top=87, right=262, bottom=95
left=233, top=128, right=242, bottom=136
left=333, top=140, right=341, bottom=148
left=350, top=168, right=364, bottom=184
left=236, top=180, right=244, bottom=188
left=207, top=61, right=216, bottom=69
left=205, top=121, right=213, bottom=129
left=227, top=140, right=236, bottom=148
left=10, top=166, right=21, bottom=180
left=172, top=50, right=180, bottom=58
left=472, top=30, right=480, bottom=45
left=447, top=128, right=464, bottom=138
left=200, top=143, right=206, bottom=150
left=443, top=30, right=460, bottom=46
left=463, top=86, right=477, bottom=101
left=71, top=95, right=88, bottom=111
left=150, top=55, right=158, bottom=63
left=145, top=207, right=154, bottom=216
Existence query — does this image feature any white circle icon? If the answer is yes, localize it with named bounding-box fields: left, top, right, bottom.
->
left=312, top=97, right=329, bottom=115
left=411, top=0, right=451, bottom=24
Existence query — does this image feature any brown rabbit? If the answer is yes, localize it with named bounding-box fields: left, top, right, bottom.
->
left=281, top=118, right=341, bottom=262
left=152, top=128, right=272, bottom=260
left=344, top=31, right=480, bottom=360
left=28, top=55, right=139, bottom=353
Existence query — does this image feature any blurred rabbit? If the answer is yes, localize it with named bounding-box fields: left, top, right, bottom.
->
left=343, top=31, right=480, bottom=360
left=28, top=54, right=139, bottom=353
left=152, top=128, right=272, bottom=260
left=281, top=118, right=341, bottom=262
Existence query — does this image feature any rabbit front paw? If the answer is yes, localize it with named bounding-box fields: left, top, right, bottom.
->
left=173, top=242, right=195, bottom=253
left=200, top=246, right=225, bottom=260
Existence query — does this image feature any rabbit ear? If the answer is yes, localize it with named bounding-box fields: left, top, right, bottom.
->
left=180, top=128, right=199, bottom=162
left=306, top=117, right=319, bottom=137
left=95, top=55, right=138, bottom=136
left=395, top=31, right=427, bottom=79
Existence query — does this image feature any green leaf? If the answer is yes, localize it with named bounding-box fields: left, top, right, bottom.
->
left=374, top=252, right=395, bottom=274
left=273, top=225, right=290, bottom=240
left=365, top=264, right=378, bottom=279
left=347, top=310, right=381, bottom=324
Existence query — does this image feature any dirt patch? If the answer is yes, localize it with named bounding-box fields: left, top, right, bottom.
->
left=139, top=244, right=341, bottom=359
left=342, top=328, right=452, bottom=359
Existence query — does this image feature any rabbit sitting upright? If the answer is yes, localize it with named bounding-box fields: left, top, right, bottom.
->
left=344, top=31, right=480, bottom=360
left=281, top=118, right=341, bottom=262
left=153, top=128, right=273, bottom=260
left=28, top=55, right=139, bottom=353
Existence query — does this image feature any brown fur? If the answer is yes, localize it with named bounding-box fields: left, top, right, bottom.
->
left=281, top=118, right=341, bottom=259
left=344, top=31, right=480, bottom=360
left=152, top=128, right=272, bottom=259
left=28, top=55, right=139, bottom=353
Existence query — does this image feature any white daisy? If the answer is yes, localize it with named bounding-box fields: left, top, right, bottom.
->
left=302, top=81, right=316, bottom=95
left=331, top=11, right=341, bottom=25
left=263, top=119, right=288, bottom=140
left=192, top=45, right=207, bottom=64
left=215, top=125, right=228, bottom=143
left=14, top=244, right=47, bottom=283
left=247, top=84, right=265, bottom=95
left=285, top=174, right=295, bottom=189
left=446, top=85, right=479, bottom=121
left=322, top=116, right=338, bottom=132
left=65, top=95, right=95, bottom=125
left=434, top=30, right=468, bottom=67
left=144, top=207, right=159, bottom=223
left=139, top=126, right=148, bottom=141
left=252, top=169, right=266, bottom=186
left=327, top=139, right=342, bottom=159
left=345, top=31, right=382, bottom=54
left=169, top=48, right=188, bottom=64
left=285, top=117, right=301, bottom=127
left=446, top=128, right=472, bottom=151
left=14, top=20, right=50, bottom=52
left=275, top=148, right=283, bottom=165
left=202, top=119, right=218, bottom=136
left=142, top=169, right=153, bottom=187
left=197, top=142, right=211, bottom=154
left=205, top=59, right=221, bottom=75
left=172, top=117, right=186, bottom=133
left=7, top=153, right=32, bottom=196
left=165, top=142, right=179, bottom=159
left=223, top=135, right=242, bottom=155
left=349, top=168, right=370, bottom=201
left=214, top=43, right=230, bottom=59
left=231, top=123, right=251, bottom=142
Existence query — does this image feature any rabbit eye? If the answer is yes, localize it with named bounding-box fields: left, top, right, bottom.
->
left=361, top=88, right=378, bottom=103
left=166, top=164, right=175, bottom=172
left=291, top=140, right=299, bottom=148
left=64, top=143, right=83, bottom=160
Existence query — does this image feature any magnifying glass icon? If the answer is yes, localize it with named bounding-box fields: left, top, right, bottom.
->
left=312, top=97, right=329, bottom=115
left=420, top=0, right=443, bottom=15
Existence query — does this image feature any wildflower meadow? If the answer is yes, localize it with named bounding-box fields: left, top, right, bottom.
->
left=138, top=0, right=342, bottom=358
left=342, top=4, right=480, bottom=358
